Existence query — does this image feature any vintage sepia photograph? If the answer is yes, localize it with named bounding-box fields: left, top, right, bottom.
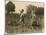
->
left=5, top=0, right=44, bottom=34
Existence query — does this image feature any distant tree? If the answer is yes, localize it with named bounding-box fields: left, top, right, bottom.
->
left=26, top=5, right=44, bottom=15
left=35, top=7, right=44, bottom=15
left=26, top=5, right=37, bottom=14
left=5, top=1, right=15, bottom=14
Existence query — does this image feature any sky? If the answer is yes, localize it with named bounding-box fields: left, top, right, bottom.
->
left=6, top=0, right=44, bottom=13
